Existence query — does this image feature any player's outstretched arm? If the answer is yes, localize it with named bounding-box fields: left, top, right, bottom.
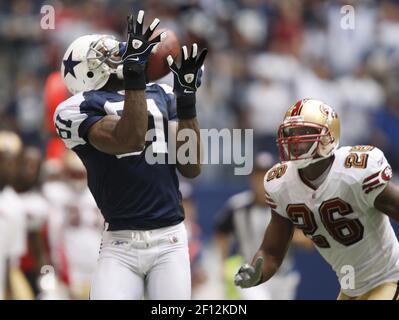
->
left=374, top=181, right=399, bottom=222
left=88, top=11, right=162, bottom=155
left=168, top=44, right=207, bottom=178
left=234, top=210, right=294, bottom=288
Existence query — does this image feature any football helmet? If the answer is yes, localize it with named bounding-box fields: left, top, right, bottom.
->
left=61, top=34, right=123, bottom=95
left=0, top=131, right=22, bottom=156
left=276, top=98, right=340, bottom=168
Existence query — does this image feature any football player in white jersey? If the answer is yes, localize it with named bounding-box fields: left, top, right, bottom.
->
left=0, top=131, right=27, bottom=299
left=234, top=98, right=399, bottom=300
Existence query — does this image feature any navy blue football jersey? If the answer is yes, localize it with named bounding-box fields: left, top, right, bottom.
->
left=54, top=83, right=184, bottom=230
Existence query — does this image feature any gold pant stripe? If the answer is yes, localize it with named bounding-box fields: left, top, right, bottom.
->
left=337, top=281, right=399, bottom=300
left=393, top=281, right=399, bottom=300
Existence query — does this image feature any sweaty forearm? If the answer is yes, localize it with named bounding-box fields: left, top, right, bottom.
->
left=114, top=90, right=148, bottom=150
left=176, top=117, right=201, bottom=178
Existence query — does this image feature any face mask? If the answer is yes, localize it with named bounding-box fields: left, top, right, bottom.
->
left=290, top=156, right=326, bottom=169
left=87, top=36, right=122, bottom=70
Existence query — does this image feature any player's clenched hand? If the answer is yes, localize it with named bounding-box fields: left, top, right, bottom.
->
left=234, top=256, right=264, bottom=289
left=167, top=44, right=207, bottom=97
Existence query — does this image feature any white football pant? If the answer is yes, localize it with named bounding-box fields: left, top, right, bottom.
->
left=90, top=222, right=191, bottom=300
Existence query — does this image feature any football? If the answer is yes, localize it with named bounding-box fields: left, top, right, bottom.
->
left=146, top=28, right=180, bottom=81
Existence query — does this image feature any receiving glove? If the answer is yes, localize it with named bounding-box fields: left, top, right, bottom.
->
left=121, top=10, right=163, bottom=90
left=234, top=256, right=264, bottom=289
left=167, top=44, right=207, bottom=119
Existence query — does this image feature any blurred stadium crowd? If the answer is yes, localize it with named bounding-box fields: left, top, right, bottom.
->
left=1, top=0, right=399, bottom=299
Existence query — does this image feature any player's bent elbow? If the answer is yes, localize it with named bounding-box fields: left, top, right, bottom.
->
left=113, top=133, right=146, bottom=154
left=115, top=131, right=146, bottom=150
left=118, top=141, right=145, bottom=154
left=129, top=141, right=146, bottom=152
left=88, top=117, right=146, bottom=155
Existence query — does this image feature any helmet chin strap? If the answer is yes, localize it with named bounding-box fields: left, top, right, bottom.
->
left=116, top=65, right=124, bottom=79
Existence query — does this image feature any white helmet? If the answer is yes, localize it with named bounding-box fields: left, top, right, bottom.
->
left=61, top=34, right=122, bottom=95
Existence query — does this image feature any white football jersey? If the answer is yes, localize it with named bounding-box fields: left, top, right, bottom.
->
left=42, top=180, right=103, bottom=288
left=264, top=146, right=399, bottom=297
left=0, top=187, right=27, bottom=300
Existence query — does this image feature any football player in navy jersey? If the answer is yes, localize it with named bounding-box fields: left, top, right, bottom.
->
left=54, top=10, right=207, bottom=299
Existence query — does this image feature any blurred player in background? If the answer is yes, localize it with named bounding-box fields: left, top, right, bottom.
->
left=14, top=146, right=50, bottom=297
left=215, top=152, right=312, bottom=300
left=235, top=99, right=399, bottom=300
left=180, top=182, right=207, bottom=296
left=54, top=10, right=207, bottom=299
left=61, top=151, right=103, bottom=299
left=0, top=131, right=29, bottom=299
left=42, top=150, right=103, bottom=299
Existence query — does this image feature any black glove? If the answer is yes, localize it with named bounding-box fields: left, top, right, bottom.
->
left=167, top=44, right=207, bottom=119
left=121, top=10, right=163, bottom=90
left=234, top=256, right=264, bottom=289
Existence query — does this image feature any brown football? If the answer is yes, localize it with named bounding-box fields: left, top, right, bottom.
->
left=146, top=28, right=180, bottom=81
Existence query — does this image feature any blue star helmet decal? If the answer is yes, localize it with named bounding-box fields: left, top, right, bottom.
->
left=63, top=51, right=81, bottom=78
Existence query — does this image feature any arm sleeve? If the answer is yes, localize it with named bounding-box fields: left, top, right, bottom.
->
left=264, top=171, right=287, bottom=218
left=54, top=96, right=105, bottom=149
left=355, top=147, right=393, bottom=208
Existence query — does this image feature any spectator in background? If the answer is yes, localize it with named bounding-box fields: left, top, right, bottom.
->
left=371, top=94, right=399, bottom=171
left=325, top=0, right=377, bottom=76
left=214, top=152, right=313, bottom=300
left=337, top=64, right=385, bottom=146
left=5, top=73, right=44, bottom=148
left=243, top=58, right=293, bottom=153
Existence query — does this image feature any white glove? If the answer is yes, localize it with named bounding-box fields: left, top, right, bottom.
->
left=234, top=256, right=264, bottom=288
